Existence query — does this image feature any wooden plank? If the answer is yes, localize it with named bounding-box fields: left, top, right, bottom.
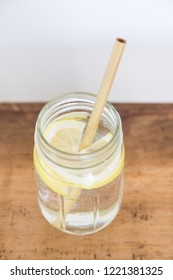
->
left=0, top=103, right=173, bottom=260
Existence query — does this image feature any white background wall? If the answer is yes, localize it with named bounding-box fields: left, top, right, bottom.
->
left=0, top=0, right=173, bottom=102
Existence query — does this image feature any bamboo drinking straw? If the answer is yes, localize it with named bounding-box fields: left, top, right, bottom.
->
left=54, top=38, right=126, bottom=230
left=79, top=38, right=126, bottom=151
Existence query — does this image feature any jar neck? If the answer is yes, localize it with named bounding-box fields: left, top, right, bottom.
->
left=34, top=92, right=123, bottom=169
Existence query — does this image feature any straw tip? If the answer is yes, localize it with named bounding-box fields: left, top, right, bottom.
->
left=116, top=38, right=127, bottom=44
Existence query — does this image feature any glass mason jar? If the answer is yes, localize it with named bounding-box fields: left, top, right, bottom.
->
left=34, top=92, right=124, bottom=235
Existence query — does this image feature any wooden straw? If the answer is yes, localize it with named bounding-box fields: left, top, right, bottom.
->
left=54, top=38, right=126, bottom=230
left=79, top=38, right=126, bottom=151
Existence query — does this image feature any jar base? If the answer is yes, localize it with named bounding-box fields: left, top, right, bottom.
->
left=38, top=196, right=122, bottom=235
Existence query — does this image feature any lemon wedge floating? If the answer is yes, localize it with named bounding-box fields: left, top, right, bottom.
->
left=34, top=118, right=124, bottom=196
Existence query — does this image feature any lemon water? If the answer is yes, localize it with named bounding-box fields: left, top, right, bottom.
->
left=35, top=115, right=124, bottom=235
left=37, top=170, right=123, bottom=235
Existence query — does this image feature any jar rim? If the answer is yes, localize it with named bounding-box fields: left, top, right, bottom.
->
left=35, top=92, right=122, bottom=166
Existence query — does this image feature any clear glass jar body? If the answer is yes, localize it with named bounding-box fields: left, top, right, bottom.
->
left=34, top=92, right=124, bottom=235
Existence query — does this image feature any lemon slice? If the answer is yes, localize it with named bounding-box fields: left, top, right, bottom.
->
left=81, top=132, right=112, bottom=153
left=34, top=119, right=86, bottom=196
left=34, top=118, right=124, bottom=196
left=44, top=119, right=86, bottom=154
left=34, top=147, right=69, bottom=196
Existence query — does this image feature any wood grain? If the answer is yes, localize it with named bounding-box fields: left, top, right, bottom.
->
left=0, top=103, right=173, bottom=260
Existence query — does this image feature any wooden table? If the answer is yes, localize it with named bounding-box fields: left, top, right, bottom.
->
left=0, top=103, right=173, bottom=260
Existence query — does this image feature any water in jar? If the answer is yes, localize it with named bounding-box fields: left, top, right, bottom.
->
left=35, top=115, right=124, bottom=235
